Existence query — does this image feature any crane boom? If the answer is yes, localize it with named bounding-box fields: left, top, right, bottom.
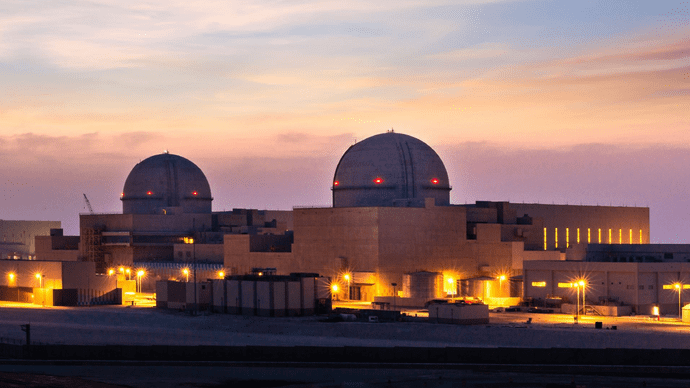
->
left=83, top=193, right=94, bottom=214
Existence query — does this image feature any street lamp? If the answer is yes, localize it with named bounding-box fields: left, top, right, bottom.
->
left=578, top=280, right=586, bottom=315
left=331, top=283, right=339, bottom=301
left=136, top=270, right=145, bottom=293
left=675, top=282, right=682, bottom=317
left=108, top=268, right=115, bottom=276
left=8, top=272, right=15, bottom=286
left=35, top=273, right=43, bottom=288
left=343, top=273, right=351, bottom=300
left=182, top=268, right=190, bottom=282
left=498, top=274, right=506, bottom=297
left=218, top=271, right=225, bottom=279
left=575, top=282, right=580, bottom=319
left=391, top=282, right=398, bottom=310
left=125, top=268, right=131, bottom=280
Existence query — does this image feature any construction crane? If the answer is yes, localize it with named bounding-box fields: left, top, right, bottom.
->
left=83, top=193, right=94, bottom=214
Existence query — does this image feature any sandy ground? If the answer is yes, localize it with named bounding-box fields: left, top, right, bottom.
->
left=4, top=304, right=690, bottom=387
left=2, top=303, right=690, bottom=349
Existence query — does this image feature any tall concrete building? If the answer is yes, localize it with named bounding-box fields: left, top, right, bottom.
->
left=225, top=131, right=650, bottom=304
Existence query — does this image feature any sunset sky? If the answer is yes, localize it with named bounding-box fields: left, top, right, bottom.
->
left=1, top=0, right=689, bottom=241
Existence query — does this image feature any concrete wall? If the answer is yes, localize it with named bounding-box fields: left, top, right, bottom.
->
left=224, top=234, right=295, bottom=275
left=209, top=276, right=326, bottom=317
left=34, top=235, right=79, bottom=262
left=428, top=303, right=489, bottom=324
left=509, top=203, right=650, bottom=250
left=173, top=243, right=223, bottom=263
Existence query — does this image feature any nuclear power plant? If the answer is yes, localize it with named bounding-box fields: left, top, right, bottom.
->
left=4, top=131, right=690, bottom=314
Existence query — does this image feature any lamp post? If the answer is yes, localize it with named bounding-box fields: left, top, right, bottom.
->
left=182, top=268, right=189, bottom=282
left=391, top=282, right=397, bottom=310
left=344, top=273, right=351, bottom=300
left=578, top=280, right=586, bottom=315
left=575, top=282, right=580, bottom=319
left=675, top=283, right=682, bottom=317
left=136, top=270, right=144, bottom=293
left=498, top=275, right=506, bottom=298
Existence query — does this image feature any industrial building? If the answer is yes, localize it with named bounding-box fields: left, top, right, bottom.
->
left=0, top=219, right=61, bottom=260
left=224, top=131, right=650, bottom=307
left=24, top=131, right=690, bottom=315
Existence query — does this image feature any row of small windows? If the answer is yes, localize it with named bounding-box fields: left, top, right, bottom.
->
left=543, top=228, right=644, bottom=250
left=531, top=281, right=656, bottom=290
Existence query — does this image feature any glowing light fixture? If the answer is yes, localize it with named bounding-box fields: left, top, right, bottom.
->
left=147, top=191, right=153, bottom=195
left=430, top=178, right=439, bottom=184
left=373, top=177, right=384, bottom=184
left=629, top=229, right=633, bottom=244
left=566, top=228, right=570, bottom=249
left=119, top=266, right=125, bottom=273
left=543, top=228, right=547, bottom=250
left=192, top=191, right=198, bottom=196
left=531, top=281, right=546, bottom=287
left=619, top=229, right=622, bottom=244
left=577, top=228, right=580, bottom=244
left=331, top=283, right=339, bottom=292
left=555, top=228, right=558, bottom=249
left=182, top=267, right=189, bottom=282
left=108, top=269, right=114, bottom=276
left=218, top=271, right=225, bottom=278
left=333, top=180, right=340, bottom=186
left=8, top=273, right=15, bottom=282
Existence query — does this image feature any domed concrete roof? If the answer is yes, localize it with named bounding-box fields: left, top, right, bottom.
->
left=121, top=152, right=212, bottom=214
left=332, top=132, right=451, bottom=207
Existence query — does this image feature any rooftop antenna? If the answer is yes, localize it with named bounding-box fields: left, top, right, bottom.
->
left=164, top=149, right=169, bottom=154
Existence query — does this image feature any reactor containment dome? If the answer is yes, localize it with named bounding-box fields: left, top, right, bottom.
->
left=121, top=153, right=213, bottom=214
left=332, top=132, right=451, bottom=207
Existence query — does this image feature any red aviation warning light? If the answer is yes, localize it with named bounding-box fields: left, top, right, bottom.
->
left=147, top=191, right=153, bottom=195
left=430, top=178, right=439, bottom=185
left=373, top=177, right=384, bottom=184
left=192, top=191, right=198, bottom=196
left=333, top=181, right=340, bottom=186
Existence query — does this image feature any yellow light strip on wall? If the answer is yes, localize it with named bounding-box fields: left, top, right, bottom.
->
left=566, top=228, right=570, bottom=248
left=555, top=228, right=558, bottom=249
left=577, top=228, right=580, bottom=244
left=558, top=282, right=574, bottom=288
left=619, top=229, right=622, bottom=244
left=663, top=285, right=674, bottom=290
left=588, top=228, right=591, bottom=244
left=544, top=227, right=547, bottom=250
left=640, top=229, right=643, bottom=244
left=598, top=228, right=601, bottom=244
left=608, top=229, right=612, bottom=244
left=531, top=281, right=546, bottom=287
left=629, top=229, right=633, bottom=244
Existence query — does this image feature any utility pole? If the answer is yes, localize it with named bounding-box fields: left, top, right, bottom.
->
left=193, top=218, right=197, bottom=316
